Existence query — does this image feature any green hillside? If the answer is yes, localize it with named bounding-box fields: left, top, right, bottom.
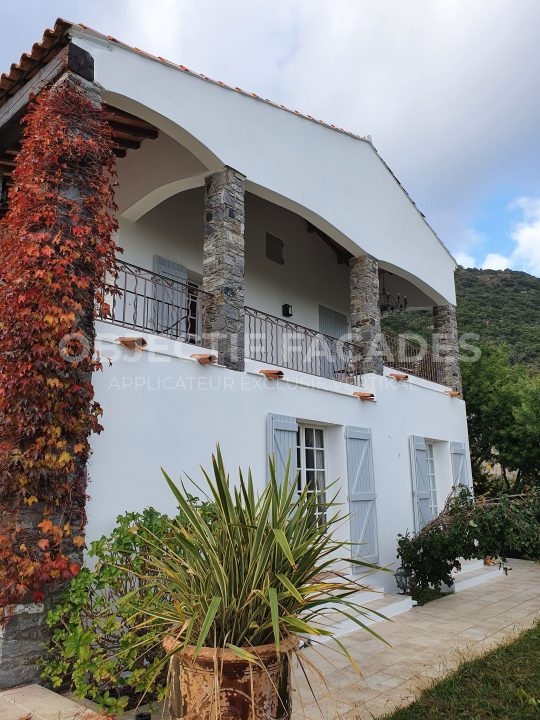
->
left=382, top=268, right=540, bottom=368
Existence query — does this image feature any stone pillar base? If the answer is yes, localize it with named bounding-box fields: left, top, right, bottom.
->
left=0, top=603, right=47, bottom=689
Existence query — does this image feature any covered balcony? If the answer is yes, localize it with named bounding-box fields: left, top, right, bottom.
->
left=100, top=260, right=445, bottom=386
left=85, top=91, right=459, bottom=390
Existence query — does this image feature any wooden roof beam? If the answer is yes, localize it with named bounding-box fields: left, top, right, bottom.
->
left=108, top=121, right=159, bottom=140
left=0, top=43, right=94, bottom=132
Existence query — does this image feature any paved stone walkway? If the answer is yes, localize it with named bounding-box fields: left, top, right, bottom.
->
left=292, top=559, right=540, bottom=719
left=0, top=560, right=538, bottom=720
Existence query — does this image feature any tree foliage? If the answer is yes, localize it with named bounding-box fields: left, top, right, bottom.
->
left=0, top=77, right=118, bottom=607
left=462, top=345, right=540, bottom=493
left=382, top=267, right=540, bottom=494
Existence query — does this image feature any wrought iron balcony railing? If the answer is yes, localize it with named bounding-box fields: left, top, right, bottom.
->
left=246, top=307, right=363, bottom=384
left=99, top=263, right=443, bottom=386
left=382, top=330, right=444, bottom=385
left=100, top=260, right=211, bottom=345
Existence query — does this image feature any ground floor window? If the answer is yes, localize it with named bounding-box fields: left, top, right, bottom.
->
left=296, top=425, right=327, bottom=523
left=425, top=441, right=438, bottom=518
left=411, top=435, right=440, bottom=530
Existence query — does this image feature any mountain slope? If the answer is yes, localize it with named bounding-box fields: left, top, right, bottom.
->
left=382, top=268, right=540, bottom=368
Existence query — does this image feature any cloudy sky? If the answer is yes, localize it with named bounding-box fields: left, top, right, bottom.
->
left=2, top=0, right=540, bottom=276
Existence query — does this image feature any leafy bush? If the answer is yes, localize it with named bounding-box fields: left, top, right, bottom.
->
left=397, top=489, right=480, bottom=596
left=397, top=488, right=540, bottom=598
left=41, top=500, right=217, bottom=714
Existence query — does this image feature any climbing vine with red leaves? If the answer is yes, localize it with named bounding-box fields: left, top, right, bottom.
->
left=0, top=75, right=119, bottom=610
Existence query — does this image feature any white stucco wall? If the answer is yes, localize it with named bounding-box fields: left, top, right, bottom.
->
left=118, top=189, right=204, bottom=278
left=88, top=322, right=471, bottom=592
left=73, top=32, right=457, bottom=305
left=115, top=132, right=206, bottom=216
left=119, top=190, right=351, bottom=331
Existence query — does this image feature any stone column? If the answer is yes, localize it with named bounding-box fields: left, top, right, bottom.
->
left=350, top=254, right=383, bottom=375
left=433, top=304, right=462, bottom=391
left=203, top=167, right=246, bottom=371
left=0, top=66, right=103, bottom=689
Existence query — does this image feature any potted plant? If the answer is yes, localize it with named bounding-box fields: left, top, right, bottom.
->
left=118, top=447, right=386, bottom=719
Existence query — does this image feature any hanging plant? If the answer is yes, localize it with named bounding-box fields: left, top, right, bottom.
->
left=0, top=76, right=119, bottom=609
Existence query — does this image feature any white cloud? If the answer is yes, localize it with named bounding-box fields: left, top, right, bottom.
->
left=508, top=197, right=540, bottom=275
left=3, top=0, right=540, bottom=268
left=481, top=253, right=512, bottom=271
left=453, top=252, right=476, bottom=268
left=474, top=196, right=540, bottom=275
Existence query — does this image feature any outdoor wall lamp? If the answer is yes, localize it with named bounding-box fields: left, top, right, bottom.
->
left=394, top=566, right=409, bottom=594
left=282, top=303, right=293, bottom=318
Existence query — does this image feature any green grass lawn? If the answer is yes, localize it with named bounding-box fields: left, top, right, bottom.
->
left=382, top=620, right=540, bottom=720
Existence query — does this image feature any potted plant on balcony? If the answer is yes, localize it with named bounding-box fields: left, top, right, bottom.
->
left=118, top=447, right=385, bottom=719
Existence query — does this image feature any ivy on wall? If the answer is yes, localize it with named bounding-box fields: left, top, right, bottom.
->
left=0, top=76, right=119, bottom=609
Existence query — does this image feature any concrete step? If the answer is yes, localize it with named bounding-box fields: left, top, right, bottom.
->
left=311, top=592, right=413, bottom=640
left=452, top=563, right=503, bottom=592
left=453, top=558, right=485, bottom=575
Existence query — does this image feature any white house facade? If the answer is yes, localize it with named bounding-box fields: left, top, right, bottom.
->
left=0, top=19, right=472, bottom=607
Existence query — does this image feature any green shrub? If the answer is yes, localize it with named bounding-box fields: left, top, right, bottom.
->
left=397, top=488, right=540, bottom=598
left=41, top=500, right=216, bottom=714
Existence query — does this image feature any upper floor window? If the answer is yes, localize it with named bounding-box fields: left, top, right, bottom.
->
left=266, top=232, right=284, bottom=265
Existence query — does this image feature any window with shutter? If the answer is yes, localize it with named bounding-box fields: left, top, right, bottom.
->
left=296, top=425, right=327, bottom=524
left=410, top=436, right=438, bottom=530
left=266, top=414, right=298, bottom=485
left=450, top=442, right=471, bottom=489
left=345, top=426, right=379, bottom=570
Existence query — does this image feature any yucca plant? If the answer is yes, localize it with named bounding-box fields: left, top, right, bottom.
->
left=118, top=447, right=386, bottom=718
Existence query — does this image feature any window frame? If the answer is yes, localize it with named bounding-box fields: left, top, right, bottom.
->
left=296, top=423, right=327, bottom=523
left=425, top=441, right=438, bottom=518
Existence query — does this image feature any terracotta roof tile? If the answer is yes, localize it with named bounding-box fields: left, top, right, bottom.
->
left=1, top=18, right=370, bottom=144
left=0, top=18, right=454, bottom=261
left=0, top=19, right=71, bottom=102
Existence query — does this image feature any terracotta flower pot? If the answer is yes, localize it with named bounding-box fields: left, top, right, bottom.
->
left=163, top=636, right=294, bottom=720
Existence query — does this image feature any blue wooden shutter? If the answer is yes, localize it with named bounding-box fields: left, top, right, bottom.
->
left=153, top=255, right=188, bottom=338
left=410, top=435, right=434, bottom=530
left=450, top=442, right=471, bottom=489
left=318, top=305, right=350, bottom=380
left=266, top=414, right=298, bottom=486
left=318, top=305, right=349, bottom=338
left=345, top=426, right=379, bottom=570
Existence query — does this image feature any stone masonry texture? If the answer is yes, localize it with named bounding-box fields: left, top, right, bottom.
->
left=203, top=167, right=246, bottom=371
left=350, top=255, right=383, bottom=375
left=433, top=303, right=462, bottom=392
left=0, top=71, right=100, bottom=690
